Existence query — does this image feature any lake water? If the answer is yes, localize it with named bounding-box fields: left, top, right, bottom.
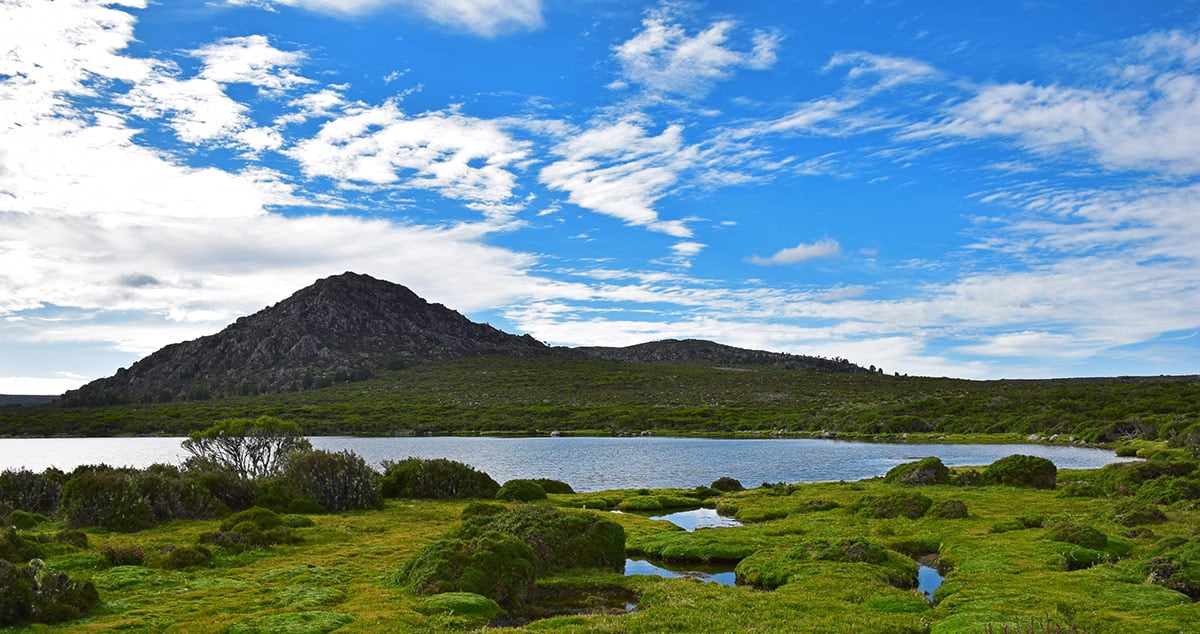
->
left=0, top=436, right=1133, bottom=492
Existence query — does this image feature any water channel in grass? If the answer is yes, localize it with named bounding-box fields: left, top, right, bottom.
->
left=918, top=565, right=944, bottom=603
left=648, top=507, right=743, bottom=531
left=0, top=436, right=1135, bottom=492
left=625, top=558, right=737, bottom=586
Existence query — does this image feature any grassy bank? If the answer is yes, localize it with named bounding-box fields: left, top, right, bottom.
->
left=4, top=455, right=1199, bottom=632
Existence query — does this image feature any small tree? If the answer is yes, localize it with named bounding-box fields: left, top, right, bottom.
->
left=181, top=416, right=311, bottom=480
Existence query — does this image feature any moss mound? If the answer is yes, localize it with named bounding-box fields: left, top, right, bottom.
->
left=735, top=538, right=916, bottom=590
left=852, top=492, right=933, bottom=519
left=417, top=592, right=505, bottom=626
left=495, top=479, right=547, bottom=502
left=929, top=499, right=968, bottom=519
left=883, top=457, right=951, bottom=486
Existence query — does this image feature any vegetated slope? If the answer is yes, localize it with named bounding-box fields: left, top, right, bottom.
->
left=59, top=272, right=550, bottom=406
left=55, top=272, right=870, bottom=407
left=0, top=395, right=57, bottom=406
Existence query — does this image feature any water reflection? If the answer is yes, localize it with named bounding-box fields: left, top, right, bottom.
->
left=625, top=558, right=736, bottom=586
left=917, top=565, right=944, bottom=604
left=649, top=507, right=742, bottom=532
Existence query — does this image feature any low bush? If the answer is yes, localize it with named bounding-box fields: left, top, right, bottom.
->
left=398, top=505, right=624, bottom=609
left=710, top=477, right=744, bottom=492
left=1047, top=524, right=1107, bottom=550
left=496, top=479, right=547, bottom=502
left=284, top=450, right=382, bottom=513
left=852, top=492, right=933, bottom=519
left=736, top=538, right=915, bottom=590
left=1115, top=502, right=1168, bottom=527
left=982, top=455, right=1057, bottom=489
left=930, top=499, right=968, bottom=519
left=101, top=545, right=145, bottom=567
left=529, top=478, right=575, bottom=494
left=5, top=510, right=47, bottom=530
left=158, top=545, right=213, bottom=569
left=1136, top=476, right=1200, bottom=505
left=61, top=466, right=221, bottom=532
left=0, top=469, right=61, bottom=516
left=0, top=528, right=41, bottom=562
left=184, top=462, right=258, bottom=512
left=883, top=457, right=951, bottom=486
left=0, top=559, right=99, bottom=626
left=202, top=507, right=300, bottom=552
left=53, top=530, right=88, bottom=549
left=381, top=458, right=499, bottom=499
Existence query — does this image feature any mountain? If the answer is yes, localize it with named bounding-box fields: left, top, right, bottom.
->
left=60, top=272, right=549, bottom=406
left=60, top=272, right=869, bottom=406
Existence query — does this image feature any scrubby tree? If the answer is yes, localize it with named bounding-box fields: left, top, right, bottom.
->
left=181, top=416, right=311, bottom=480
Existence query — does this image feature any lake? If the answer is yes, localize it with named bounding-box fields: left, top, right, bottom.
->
left=0, top=436, right=1134, bottom=492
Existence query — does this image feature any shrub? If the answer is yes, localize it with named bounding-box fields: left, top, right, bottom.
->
left=0, top=469, right=62, bottom=515
left=983, top=455, right=1057, bottom=489
left=853, top=492, right=933, bottom=519
left=0, top=559, right=99, bottom=626
left=61, top=466, right=221, bottom=532
left=380, top=458, right=499, bottom=499
left=181, top=416, right=312, bottom=480
left=221, top=506, right=284, bottom=532
left=1047, top=524, right=1107, bottom=550
left=461, top=502, right=506, bottom=520
left=5, top=510, right=46, bottom=530
left=136, top=467, right=223, bottom=524
left=883, top=457, right=951, bottom=486
left=0, top=528, right=41, bottom=562
left=251, top=478, right=323, bottom=514
left=1136, top=476, right=1200, bottom=505
left=184, top=463, right=258, bottom=512
left=930, top=499, right=968, bottom=519
left=529, top=478, right=575, bottom=495
left=953, top=469, right=982, bottom=487
left=710, top=477, right=744, bottom=492
left=496, top=479, right=547, bottom=502
left=202, top=506, right=300, bottom=552
left=53, top=530, right=88, bottom=549
left=399, top=505, right=625, bottom=609
left=102, top=545, right=145, bottom=567
left=1115, top=502, right=1168, bottom=527
left=159, top=545, right=213, bottom=569
left=284, top=450, right=382, bottom=513
left=280, top=514, right=315, bottom=528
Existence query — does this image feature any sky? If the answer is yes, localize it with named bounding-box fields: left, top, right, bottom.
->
left=2, top=0, right=1200, bottom=394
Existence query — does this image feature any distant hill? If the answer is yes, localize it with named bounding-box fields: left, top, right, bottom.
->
left=0, top=395, right=57, bottom=406
left=59, top=272, right=869, bottom=406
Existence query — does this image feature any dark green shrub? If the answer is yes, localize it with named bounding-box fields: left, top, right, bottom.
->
left=953, top=469, right=982, bottom=487
left=690, top=485, right=720, bottom=500
left=461, top=502, right=506, bottom=520
left=284, top=450, right=382, bottom=513
left=853, top=492, right=933, bottom=519
left=883, top=457, right=951, bottom=486
left=159, top=545, right=213, bottom=569
left=983, top=455, right=1057, bottom=489
left=101, top=545, right=145, bottom=567
left=5, top=510, right=46, bottom=530
left=381, top=458, right=499, bottom=499
left=1047, top=524, right=1107, bottom=550
left=1144, top=554, right=1200, bottom=600
left=1102, top=459, right=1197, bottom=496
left=529, top=478, right=575, bottom=494
left=280, top=514, right=315, bottom=528
left=930, top=499, right=968, bottom=519
left=251, top=478, right=323, bottom=514
left=496, top=479, right=547, bottom=502
left=0, top=528, right=41, bottom=562
left=221, top=507, right=283, bottom=532
left=0, top=469, right=61, bottom=515
left=0, top=559, right=99, bottom=626
left=1057, top=480, right=1104, bottom=498
left=399, top=505, right=625, bottom=609
left=184, top=462, right=258, bottom=512
left=1058, top=546, right=1106, bottom=571
left=61, top=470, right=153, bottom=532
left=136, top=468, right=223, bottom=524
left=1115, top=502, right=1168, bottom=527
left=1017, top=513, right=1045, bottom=528
left=1136, top=476, right=1200, bottom=505
left=710, top=477, right=744, bottom=492
left=53, top=530, right=88, bottom=549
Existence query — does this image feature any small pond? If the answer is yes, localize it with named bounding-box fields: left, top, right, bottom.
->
left=649, top=507, right=743, bottom=532
left=918, top=565, right=944, bottom=604
left=624, top=558, right=736, bottom=587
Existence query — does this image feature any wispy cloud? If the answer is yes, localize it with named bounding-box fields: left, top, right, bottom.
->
left=227, top=0, right=543, bottom=37
left=748, top=239, right=841, bottom=265
left=611, top=6, right=780, bottom=98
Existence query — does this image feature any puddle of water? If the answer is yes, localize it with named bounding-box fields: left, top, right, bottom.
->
left=649, top=507, right=743, bottom=532
left=625, top=558, right=736, bottom=586
left=917, top=565, right=944, bottom=604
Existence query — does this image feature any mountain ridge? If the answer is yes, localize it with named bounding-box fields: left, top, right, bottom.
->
left=60, top=272, right=869, bottom=406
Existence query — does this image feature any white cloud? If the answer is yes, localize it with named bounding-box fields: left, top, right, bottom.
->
left=286, top=102, right=529, bottom=214
left=193, top=35, right=313, bottom=92
left=748, top=239, right=841, bottom=265
left=539, top=119, right=698, bottom=237
left=0, top=373, right=90, bottom=396
left=823, top=51, right=939, bottom=91
left=613, top=8, right=780, bottom=98
left=231, top=0, right=543, bottom=37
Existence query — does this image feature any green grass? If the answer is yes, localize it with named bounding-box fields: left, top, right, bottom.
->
left=3, top=464, right=1199, bottom=633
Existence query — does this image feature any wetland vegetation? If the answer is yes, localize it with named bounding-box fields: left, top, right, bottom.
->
left=1, top=429, right=1199, bottom=633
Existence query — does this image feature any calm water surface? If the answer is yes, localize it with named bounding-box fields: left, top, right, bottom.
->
left=0, top=436, right=1133, bottom=492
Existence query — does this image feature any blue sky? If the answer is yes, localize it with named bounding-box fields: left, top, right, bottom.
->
left=2, top=0, right=1200, bottom=393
